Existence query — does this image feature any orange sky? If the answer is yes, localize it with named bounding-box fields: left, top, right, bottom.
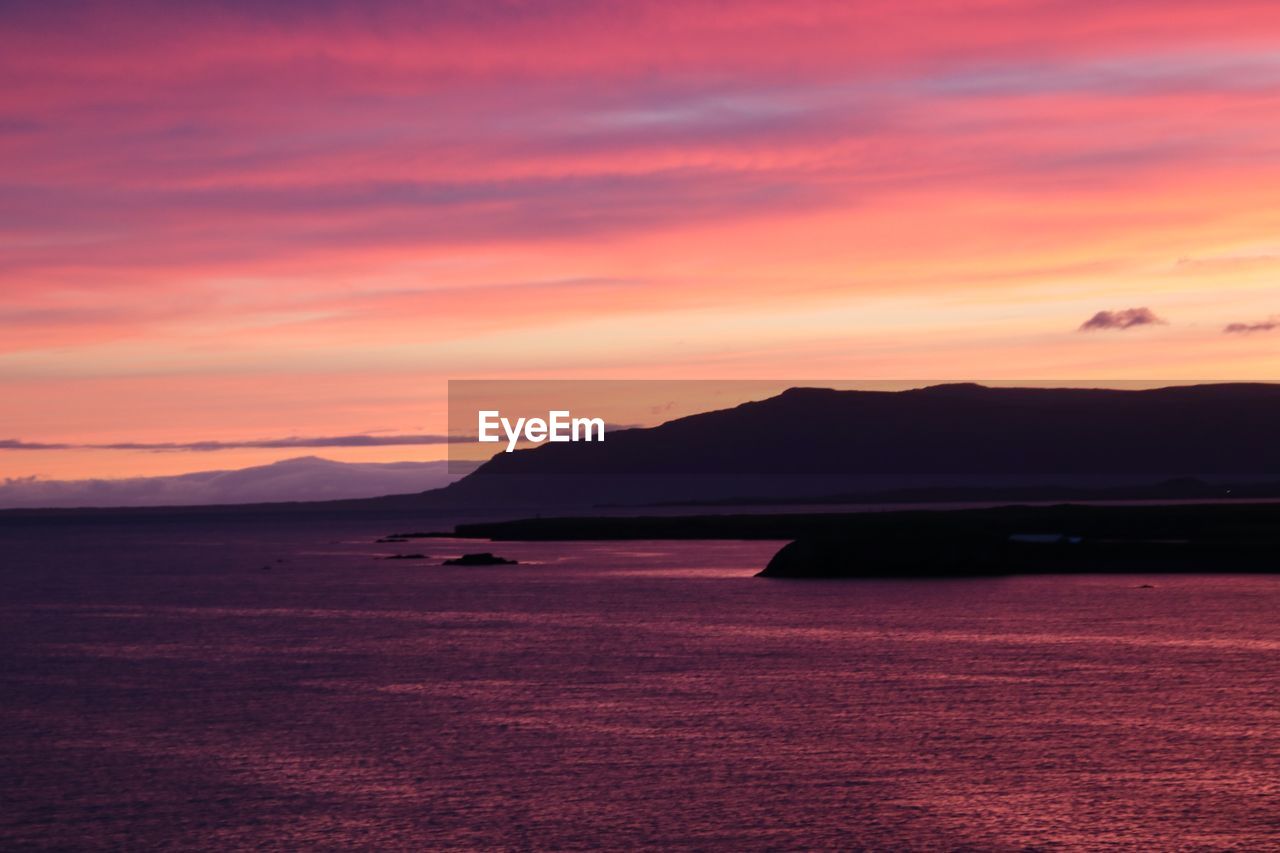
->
left=3, top=1, right=1280, bottom=479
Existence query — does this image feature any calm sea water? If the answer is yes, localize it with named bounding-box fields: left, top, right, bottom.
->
left=4, top=517, right=1280, bottom=850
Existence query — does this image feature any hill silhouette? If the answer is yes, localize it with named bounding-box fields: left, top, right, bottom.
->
left=433, top=383, right=1280, bottom=507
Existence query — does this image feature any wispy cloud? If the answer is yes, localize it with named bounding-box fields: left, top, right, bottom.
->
left=1175, top=253, right=1280, bottom=272
left=1, top=434, right=452, bottom=452
left=6, top=0, right=1280, bottom=473
left=1224, top=318, right=1279, bottom=334
left=1078, top=307, right=1166, bottom=331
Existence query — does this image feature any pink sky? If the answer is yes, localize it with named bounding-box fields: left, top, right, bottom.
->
left=3, top=1, right=1280, bottom=479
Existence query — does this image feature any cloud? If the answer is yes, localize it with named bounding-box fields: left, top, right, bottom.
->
left=7, top=0, right=1280, bottom=422
left=1078, top=307, right=1166, bottom=331
left=0, top=434, right=452, bottom=452
left=1224, top=318, right=1279, bottom=334
left=1175, top=253, right=1280, bottom=272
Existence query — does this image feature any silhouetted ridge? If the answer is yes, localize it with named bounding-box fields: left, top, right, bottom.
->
left=909, top=382, right=991, bottom=395
left=432, top=383, right=1280, bottom=507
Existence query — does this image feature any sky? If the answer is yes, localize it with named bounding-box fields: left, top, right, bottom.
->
left=3, top=0, right=1280, bottom=481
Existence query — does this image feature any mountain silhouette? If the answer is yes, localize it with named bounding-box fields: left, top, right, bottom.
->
left=0, top=456, right=473, bottom=509
left=10, top=383, right=1279, bottom=516
left=432, top=383, right=1280, bottom=507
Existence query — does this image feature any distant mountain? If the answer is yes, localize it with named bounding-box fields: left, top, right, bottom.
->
left=0, top=456, right=472, bottom=509
left=431, top=383, right=1280, bottom=507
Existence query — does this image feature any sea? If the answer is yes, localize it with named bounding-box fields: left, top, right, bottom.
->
left=3, top=514, right=1280, bottom=850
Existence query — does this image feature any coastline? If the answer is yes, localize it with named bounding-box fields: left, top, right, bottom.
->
left=441, top=501, right=1280, bottom=578
left=446, top=500, right=1280, bottom=541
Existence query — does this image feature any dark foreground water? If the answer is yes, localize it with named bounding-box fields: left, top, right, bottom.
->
left=4, top=518, right=1280, bottom=850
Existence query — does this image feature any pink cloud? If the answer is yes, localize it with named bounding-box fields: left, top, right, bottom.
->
left=1079, top=308, right=1167, bottom=331
left=5, top=1, right=1280, bottom=477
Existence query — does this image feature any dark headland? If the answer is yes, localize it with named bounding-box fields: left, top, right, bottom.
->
left=446, top=502, right=1280, bottom=578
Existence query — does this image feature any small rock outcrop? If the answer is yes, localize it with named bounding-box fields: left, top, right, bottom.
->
left=442, top=552, right=518, bottom=566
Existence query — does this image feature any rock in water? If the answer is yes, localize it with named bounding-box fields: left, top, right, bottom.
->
left=442, top=552, right=518, bottom=566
